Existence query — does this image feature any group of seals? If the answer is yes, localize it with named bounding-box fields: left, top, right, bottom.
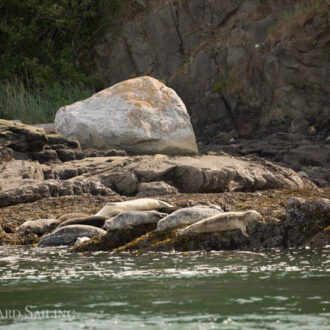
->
left=16, top=198, right=262, bottom=247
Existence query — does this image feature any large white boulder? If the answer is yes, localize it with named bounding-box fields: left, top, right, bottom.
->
left=55, top=76, right=198, bottom=155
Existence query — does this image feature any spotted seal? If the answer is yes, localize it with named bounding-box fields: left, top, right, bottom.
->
left=74, top=237, right=90, bottom=246
left=176, top=210, right=261, bottom=238
left=96, top=198, right=174, bottom=218
left=16, top=219, right=59, bottom=235
left=38, top=225, right=107, bottom=247
left=104, top=211, right=166, bottom=231
left=56, top=216, right=107, bottom=229
left=58, top=213, right=88, bottom=222
left=156, top=206, right=223, bottom=231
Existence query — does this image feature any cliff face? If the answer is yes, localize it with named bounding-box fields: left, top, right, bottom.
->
left=94, top=0, right=329, bottom=141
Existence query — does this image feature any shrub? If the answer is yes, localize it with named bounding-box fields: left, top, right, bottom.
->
left=0, top=0, right=123, bottom=88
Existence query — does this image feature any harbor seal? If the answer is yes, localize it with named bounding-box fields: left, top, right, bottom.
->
left=96, top=198, right=174, bottom=217
left=177, top=210, right=261, bottom=238
left=74, top=237, right=90, bottom=246
left=104, top=211, right=166, bottom=231
left=58, top=213, right=88, bottom=222
left=156, top=206, right=223, bottom=231
left=16, top=219, right=59, bottom=235
left=56, top=216, right=107, bottom=229
left=38, top=225, right=107, bottom=247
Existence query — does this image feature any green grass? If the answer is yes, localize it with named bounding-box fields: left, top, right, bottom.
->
left=211, top=74, right=243, bottom=95
left=0, top=80, right=95, bottom=124
left=211, top=78, right=230, bottom=93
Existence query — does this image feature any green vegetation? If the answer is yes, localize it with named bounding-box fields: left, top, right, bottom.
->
left=211, top=73, right=243, bottom=96
left=0, top=0, right=112, bottom=86
left=0, top=0, right=127, bottom=123
left=0, top=80, right=94, bottom=124
left=268, top=0, right=329, bottom=40
left=211, top=77, right=230, bottom=93
left=183, top=57, right=192, bottom=72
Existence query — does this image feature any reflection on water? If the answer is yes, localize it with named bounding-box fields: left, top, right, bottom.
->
left=0, top=246, right=329, bottom=329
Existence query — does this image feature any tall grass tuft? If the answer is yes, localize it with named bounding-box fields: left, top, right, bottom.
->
left=0, top=80, right=95, bottom=124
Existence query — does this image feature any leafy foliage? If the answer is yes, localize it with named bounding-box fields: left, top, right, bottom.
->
left=0, top=0, right=126, bottom=123
left=0, top=0, right=121, bottom=88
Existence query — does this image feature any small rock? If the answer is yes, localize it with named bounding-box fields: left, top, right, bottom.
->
left=298, top=171, right=309, bottom=179
left=307, top=125, right=316, bottom=136
left=31, top=150, right=58, bottom=163
left=104, top=149, right=127, bottom=157
left=56, top=149, right=76, bottom=162
left=136, top=181, right=179, bottom=197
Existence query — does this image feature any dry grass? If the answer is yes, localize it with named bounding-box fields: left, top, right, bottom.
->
left=267, top=0, right=329, bottom=42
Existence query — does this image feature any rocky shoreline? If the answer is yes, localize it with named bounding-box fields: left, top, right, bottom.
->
left=0, top=119, right=329, bottom=251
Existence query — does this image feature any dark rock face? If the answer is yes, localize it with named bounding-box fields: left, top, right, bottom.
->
left=95, top=0, right=329, bottom=139
left=285, top=197, right=330, bottom=247
left=306, top=227, right=330, bottom=249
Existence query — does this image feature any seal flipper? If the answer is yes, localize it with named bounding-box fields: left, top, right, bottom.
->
left=239, top=223, right=249, bottom=238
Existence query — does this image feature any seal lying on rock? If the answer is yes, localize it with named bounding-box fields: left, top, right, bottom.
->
left=177, top=210, right=261, bottom=238
left=38, top=225, right=107, bottom=247
left=56, top=216, right=107, bottom=229
left=104, top=211, right=166, bottom=231
left=58, top=213, right=88, bottom=222
left=96, top=198, right=174, bottom=217
left=156, top=206, right=223, bottom=231
left=74, top=237, right=90, bottom=246
left=16, top=219, right=59, bottom=235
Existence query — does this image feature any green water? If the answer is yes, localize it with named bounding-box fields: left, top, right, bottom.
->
left=0, top=247, right=329, bottom=329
